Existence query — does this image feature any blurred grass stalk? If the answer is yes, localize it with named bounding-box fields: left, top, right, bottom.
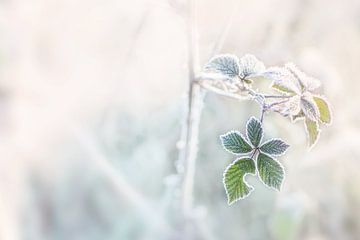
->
left=178, top=0, right=240, bottom=238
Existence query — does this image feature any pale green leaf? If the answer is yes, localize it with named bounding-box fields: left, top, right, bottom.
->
left=305, top=118, right=320, bottom=148
left=257, top=152, right=284, bottom=190
left=246, top=117, right=263, bottom=147
left=260, top=139, right=289, bottom=156
left=223, top=158, right=256, bottom=204
left=220, top=131, right=253, bottom=154
left=272, top=83, right=297, bottom=94
left=313, top=96, right=332, bottom=124
left=205, top=54, right=239, bottom=77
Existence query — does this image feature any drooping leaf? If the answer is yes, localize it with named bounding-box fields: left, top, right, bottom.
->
left=223, top=158, right=256, bottom=204
left=220, top=131, right=253, bottom=154
left=313, top=96, right=332, bottom=124
left=238, top=54, right=265, bottom=79
left=300, top=97, right=319, bottom=121
left=305, top=118, right=320, bottom=148
left=257, top=152, right=284, bottom=190
left=246, top=117, right=263, bottom=147
left=260, top=139, right=289, bottom=156
left=205, top=54, right=240, bottom=77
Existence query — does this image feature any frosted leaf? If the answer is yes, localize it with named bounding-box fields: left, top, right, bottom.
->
left=286, top=95, right=302, bottom=116
left=305, top=118, right=320, bottom=148
left=257, top=152, right=284, bottom=190
left=246, top=117, right=263, bottom=147
left=204, top=54, right=240, bottom=77
left=313, top=95, right=332, bottom=124
left=238, top=54, right=266, bottom=79
left=263, top=67, right=301, bottom=95
left=285, top=63, right=321, bottom=91
left=223, top=158, right=256, bottom=204
left=260, top=139, right=289, bottom=156
left=220, top=131, right=253, bottom=154
left=300, top=97, right=319, bottom=121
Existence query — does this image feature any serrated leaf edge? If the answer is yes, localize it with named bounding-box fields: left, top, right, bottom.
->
left=222, top=158, right=256, bottom=205
left=256, top=153, right=286, bottom=191
left=259, top=138, right=290, bottom=156
left=245, top=116, right=264, bottom=148
left=219, top=130, right=253, bottom=155
left=205, top=54, right=240, bottom=76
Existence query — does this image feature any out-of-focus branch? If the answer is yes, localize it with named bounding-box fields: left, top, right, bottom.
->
left=72, top=127, right=171, bottom=235
left=180, top=0, right=201, bottom=218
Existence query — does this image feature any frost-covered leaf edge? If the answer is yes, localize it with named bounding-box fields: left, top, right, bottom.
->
left=256, top=152, right=285, bottom=191
left=223, top=157, right=256, bottom=205
left=259, top=138, right=290, bottom=156
left=220, top=130, right=253, bottom=155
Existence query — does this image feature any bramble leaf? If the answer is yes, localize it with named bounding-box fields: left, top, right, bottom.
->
left=238, top=54, right=265, bottom=79
left=285, top=63, right=321, bottom=91
left=262, top=67, right=300, bottom=95
left=260, top=139, right=289, bottom=156
left=246, top=117, right=263, bottom=147
left=223, top=158, right=256, bottom=204
left=205, top=54, right=240, bottom=77
left=300, top=97, right=319, bottom=122
left=313, top=96, right=332, bottom=124
left=257, top=152, right=284, bottom=190
left=220, top=131, right=253, bottom=154
left=305, top=118, right=320, bottom=147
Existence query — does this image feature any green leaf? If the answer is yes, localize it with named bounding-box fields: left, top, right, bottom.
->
left=257, top=152, right=285, bottom=190
left=246, top=117, right=263, bottom=147
left=238, top=54, right=265, bottom=79
left=205, top=54, right=240, bottom=77
left=220, top=131, right=253, bottom=154
left=223, top=158, right=256, bottom=204
left=305, top=118, right=320, bottom=148
left=260, top=139, right=289, bottom=156
left=313, top=96, right=332, bottom=124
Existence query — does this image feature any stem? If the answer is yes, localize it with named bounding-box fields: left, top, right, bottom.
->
left=263, top=94, right=292, bottom=99
left=260, top=106, right=265, bottom=123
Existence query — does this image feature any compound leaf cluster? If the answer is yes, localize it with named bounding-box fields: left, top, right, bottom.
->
left=221, top=117, right=289, bottom=204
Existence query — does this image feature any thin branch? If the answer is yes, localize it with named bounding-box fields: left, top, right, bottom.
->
left=263, top=94, right=292, bottom=99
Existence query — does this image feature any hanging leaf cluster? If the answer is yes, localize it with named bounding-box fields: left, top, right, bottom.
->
left=221, top=117, right=289, bottom=204
left=201, top=54, right=332, bottom=204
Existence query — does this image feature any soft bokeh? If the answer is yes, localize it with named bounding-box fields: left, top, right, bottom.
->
left=0, top=0, right=359, bottom=239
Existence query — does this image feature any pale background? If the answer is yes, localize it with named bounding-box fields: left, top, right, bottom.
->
left=0, top=0, right=359, bottom=239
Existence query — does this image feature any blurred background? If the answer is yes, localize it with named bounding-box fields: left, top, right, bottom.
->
left=0, top=0, right=359, bottom=239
